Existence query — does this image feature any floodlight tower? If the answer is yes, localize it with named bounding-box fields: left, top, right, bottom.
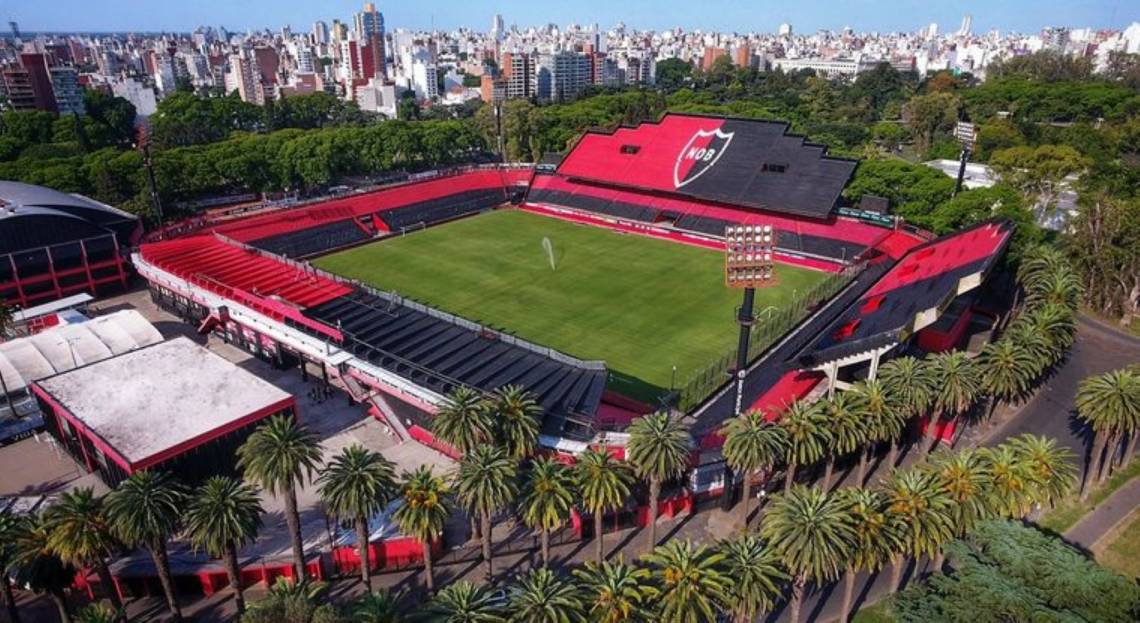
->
left=723, top=224, right=778, bottom=416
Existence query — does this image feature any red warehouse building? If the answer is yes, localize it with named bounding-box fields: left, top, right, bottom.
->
left=32, top=336, right=295, bottom=487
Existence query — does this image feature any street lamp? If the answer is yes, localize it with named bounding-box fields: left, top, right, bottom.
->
left=723, top=224, right=778, bottom=416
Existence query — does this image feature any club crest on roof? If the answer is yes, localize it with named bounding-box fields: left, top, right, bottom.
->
left=673, top=128, right=735, bottom=189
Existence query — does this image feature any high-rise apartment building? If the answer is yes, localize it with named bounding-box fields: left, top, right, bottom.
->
left=551, top=51, right=591, bottom=102
left=312, top=21, right=329, bottom=45
left=2, top=53, right=61, bottom=113
left=354, top=2, right=386, bottom=79
left=50, top=66, right=85, bottom=115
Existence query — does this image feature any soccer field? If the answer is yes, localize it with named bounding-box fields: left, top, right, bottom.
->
left=315, top=210, right=826, bottom=399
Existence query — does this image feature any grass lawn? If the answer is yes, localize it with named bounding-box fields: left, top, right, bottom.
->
left=316, top=209, right=826, bottom=398
left=1094, top=508, right=1140, bottom=577
left=1038, top=460, right=1140, bottom=534
left=852, top=600, right=896, bottom=623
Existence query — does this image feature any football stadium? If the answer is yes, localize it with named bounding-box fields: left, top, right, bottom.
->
left=132, top=112, right=1013, bottom=466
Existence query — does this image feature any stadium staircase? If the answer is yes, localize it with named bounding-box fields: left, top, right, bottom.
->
left=335, top=370, right=412, bottom=442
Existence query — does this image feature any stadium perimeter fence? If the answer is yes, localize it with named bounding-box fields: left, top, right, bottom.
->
left=676, top=264, right=861, bottom=412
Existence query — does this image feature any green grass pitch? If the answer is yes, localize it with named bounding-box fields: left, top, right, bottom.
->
left=316, top=209, right=827, bottom=399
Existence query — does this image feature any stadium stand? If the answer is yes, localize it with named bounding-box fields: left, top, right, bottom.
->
left=376, top=187, right=507, bottom=231
left=800, top=220, right=1014, bottom=366
left=252, top=220, right=371, bottom=258
left=301, top=290, right=607, bottom=438
left=556, top=113, right=857, bottom=219
left=0, top=182, right=139, bottom=307
left=211, top=170, right=526, bottom=245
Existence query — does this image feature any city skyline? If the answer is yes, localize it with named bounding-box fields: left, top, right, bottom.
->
left=4, top=0, right=1137, bottom=35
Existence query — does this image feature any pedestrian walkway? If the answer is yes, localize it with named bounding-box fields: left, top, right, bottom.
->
left=1065, top=477, right=1140, bottom=549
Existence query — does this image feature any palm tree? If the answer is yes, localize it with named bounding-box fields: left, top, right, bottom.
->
left=721, top=410, right=788, bottom=528
left=1075, top=369, right=1140, bottom=499
left=41, top=488, right=124, bottom=619
left=74, top=603, right=120, bottom=623
left=878, top=356, right=934, bottom=468
left=419, top=581, right=506, bottom=622
left=573, top=558, right=657, bottom=623
left=1006, top=322, right=1052, bottom=379
left=392, top=466, right=450, bottom=593
left=978, top=445, right=1036, bottom=519
left=625, top=412, right=691, bottom=553
left=849, top=380, right=906, bottom=485
left=242, top=577, right=335, bottom=623
left=759, top=485, right=854, bottom=623
left=0, top=511, right=24, bottom=623
left=979, top=339, right=1036, bottom=418
left=1024, top=265, right=1082, bottom=310
left=923, top=351, right=981, bottom=456
left=104, top=470, right=186, bottom=622
left=881, top=469, right=953, bottom=593
left=1016, top=244, right=1069, bottom=293
left=1006, top=434, right=1077, bottom=510
left=778, top=400, right=829, bottom=493
left=14, top=514, right=77, bottom=623
left=431, top=387, right=494, bottom=456
left=819, top=393, right=867, bottom=490
left=491, top=385, right=542, bottom=459
left=575, top=447, right=634, bottom=563
left=925, top=449, right=993, bottom=569
left=236, top=413, right=322, bottom=581
left=454, top=446, right=518, bottom=582
left=835, top=488, right=900, bottom=623
left=518, top=458, right=575, bottom=567
left=351, top=589, right=403, bottom=623
left=644, top=540, right=730, bottom=623
left=718, top=534, right=788, bottom=623
left=184, top=476, right=264, bottom=615
left=1027, top=303, right=1078, bottom=362
left=317, top=444, right=397, bottom=592
left=506, top=567, right=585, bottom=623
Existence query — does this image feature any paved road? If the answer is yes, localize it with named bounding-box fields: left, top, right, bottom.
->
left=984, top=315, right=1140, bottom=480
left=1066, top=477, right=1140, bottom=549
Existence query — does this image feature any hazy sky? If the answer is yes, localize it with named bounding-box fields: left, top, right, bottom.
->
left=4, top=0, right=1136, bottom=35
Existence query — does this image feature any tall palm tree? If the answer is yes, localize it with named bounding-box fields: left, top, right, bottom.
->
left=1006, top=434, right=1077, bottom=510
left=104, top=470, right=186, bottom=622
left=1025, top=303, right=1078, bottom=363
left=923, top=351, right=981, bottom=456
left=878, top=356, right=934, bottom=468
left=778, top=400, right=830, bottom=493
left=625, top=412, right=691, bottom=553
left=317, top=444, right=397, bottom=592
left=1016, top=244, right=1069, bottom=294
left=14, top=514, right=77, bottom=623
left=978, top=445, right=1036, bottom=519
left=573, top=558, right=657, bottom=623
left=1024, top=265, right=1082, bottom=310
left=721, top=410, right=788, bottom=528
left=1006, top=322, right=1052, bottom=380
left=491, top=385, right=542, bottom=459
left=0, top=511, right=23, bottom=623
left=979, top=339, right=1036, bottom=418
left=575, top=447, right=634, bottom=563
left=644, top=540, right=730, bottom=623
left=506, top=567, right=585, bottom=623
left=849, top=380, right=906, bottom=485
left=41, top=487, right=125, bottom=619
left=236, top=413, right=322, bottom=581
left=759, top=485, right=854, bottom=623
left=835, top=488, right=900, bottom=623
left=432, top=387, right=494, bottom=456
left=1075, top=369, right=1140, bottom=499
left=1110, top=368, right=1140, bottom=470
left=880, top=469, right=953, bottom=593
left=718, top=534, right=788, bottom=623
left=454, top=446, right=518, bottom=582
left=819, top=393, right=867, bottom=490
left=184, top=476, right=264, bottom=615
left=925, top=449, right=993, bottom=569
left=393, top=466, right=450, bottom=593
left=419, top=581, right=506, bottom=623
left=518, top=458, right=575, bottom=567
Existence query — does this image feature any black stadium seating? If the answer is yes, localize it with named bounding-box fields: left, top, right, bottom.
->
left=673, top=214, right=867, bottom=261
left=251, top=220, right=370, bottom=258
left=378, top=188, right=507, bottom=231
left=528, top=188, right=660, bottom=223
